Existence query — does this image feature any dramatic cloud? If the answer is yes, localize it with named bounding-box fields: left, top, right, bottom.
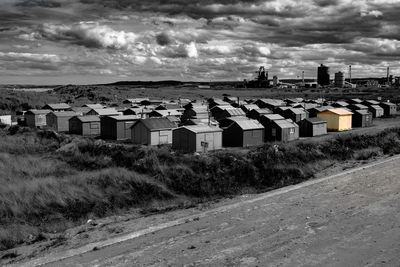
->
left=37, top=23, right=138, bottom=50
left=1, top=0, right=400, bottom=84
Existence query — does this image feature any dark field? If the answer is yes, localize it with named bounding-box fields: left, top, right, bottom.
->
left=1, top=83, right=400, bottom=115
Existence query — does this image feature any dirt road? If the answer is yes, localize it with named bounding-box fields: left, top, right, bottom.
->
left=16, top=155, right=400, bottom=267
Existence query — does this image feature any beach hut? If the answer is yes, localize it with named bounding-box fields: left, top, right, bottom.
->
left=208, top=98, right=229, bottom=109
left=317, top=108, right=353, bottom=131
left=269, top=119, right=299, bottom=142
left=247, top=108, right=272, bottom=120
left=172, top=125, right=222, bottom=153
left=362, top=100, right=380, bottom=106
left=380, top=102, right=397, bottom=117
left=69, top=116, right=100, bottom=136
left=82, top=103, right=105, bottom=109
left=46, top=111, right=78, bottom=132
left=86, top=108, right=120, bottom=117
left=222, top=119, right=264, bottom=147
left=149, top=109, right=182, bottom=118
left=307, top=106, right=333, bottom=118
left=298, top=117, right=327, bottom=137
left=368, top=105, right=384, bottom=118
left=332, top=101, right=349, bottom=108
left=282, top=108, right=308, bottom=122
left=0, top=115, right=12, bottom=126
left=131, top=118, right=177, bottom=145
left=214, top=108, right=246, bottom=121
left=352, top=110, right=373, bottom=128
left=182, top=107, right=209, bottom=121
left=42, top=103, right=71, bottom=112
left=348, top=104, right=368, bottom=111
left=240, top=104, right=260, bottom=113
left=25, top=109, right=51, bottom=127
left=259, top=114, right=285, bottom=141
left=255, top=98, right=285, bottom=112
left=101, top=115, right=140, bottom=140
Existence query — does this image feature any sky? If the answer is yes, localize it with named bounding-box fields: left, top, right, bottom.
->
left=1, top=0, right=400, bottom=85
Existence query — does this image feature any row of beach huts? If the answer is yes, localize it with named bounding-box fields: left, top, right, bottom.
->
left=4, top=97, right=397, bottom=153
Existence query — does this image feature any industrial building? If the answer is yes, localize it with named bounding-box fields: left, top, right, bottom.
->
left=69, top=116, right=100, bottom=136
left=317, top=108, right=353, bottom=131
left=172, top=125, right=223, bottom=153
left=334, top=72, right=344, bottom=88
left=222, top=119, right=264, bottom=147
left=317, top=64, right=330, bottom=86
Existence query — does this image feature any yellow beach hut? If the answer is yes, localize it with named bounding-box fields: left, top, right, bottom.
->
left=317, top=108, right=353, bottom=131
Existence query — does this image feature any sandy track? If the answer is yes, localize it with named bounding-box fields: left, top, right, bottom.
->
left=14, top=155, right=400, bottom=267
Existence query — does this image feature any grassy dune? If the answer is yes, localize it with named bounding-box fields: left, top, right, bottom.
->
left=1, top=126, right=400, bottom=250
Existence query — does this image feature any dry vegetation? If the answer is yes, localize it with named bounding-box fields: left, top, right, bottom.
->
left=2, top=125, right=400, bottom=251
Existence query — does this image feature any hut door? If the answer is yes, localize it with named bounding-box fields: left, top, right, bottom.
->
left=159, top=135, right=168, bottom=144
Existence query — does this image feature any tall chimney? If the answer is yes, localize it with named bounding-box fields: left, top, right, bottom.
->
left=349, top=65, right=352, bottom=84
left=387, top=66, right=390, bottom=84
left=302, top=71, right=304, bottom=84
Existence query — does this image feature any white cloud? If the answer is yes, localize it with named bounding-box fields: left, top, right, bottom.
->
left=186, top=42, right=198, bottom=58
left=0, top=52, right=61, bottom=62
left=40, top=22, right=138, bottom=50
left=361, top=9, right=383, bottom=17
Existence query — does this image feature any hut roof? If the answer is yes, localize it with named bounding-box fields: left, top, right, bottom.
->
left=74, top=116, right=100, bottom=122
left=26, top=109, right=51, bottom=115
left=224, top=108, right=246, bottom=116
left=324, top=108, right=353, bottom=115
left=83, top=104, right=105, bottom=109
left=261, top=114, right=285, bottom=121
left=230, top=120, right=264, bottom=130
left=303, top=117, right=327, bottom=124
left=180, top=125, right=222, bottom=133
left=274, top=119, right=298, bottom=129
left=135, top=118, right=177, bottom=131
left=106, top=115, right=140, bottom=121
left=43, top=103, right=71, bottom=110
left=49, top=111, right=78, bottom=117
left=151, top=109, right=182, bottom=117
left=89, top=108, right=120, bottom=116
left=354, top=110, right=371, bottom=115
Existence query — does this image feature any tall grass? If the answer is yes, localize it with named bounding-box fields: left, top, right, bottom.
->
left=2, top=126, right=400, bottom=251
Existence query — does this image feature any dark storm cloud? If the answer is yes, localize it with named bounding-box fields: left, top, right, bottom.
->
left=156, top=32, right=172, bottom=46
left=16, top=0, right=62, bottom=8
left=313, top=0, right=340, bottom=7
left=2, top=0, right=400, bottom=83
